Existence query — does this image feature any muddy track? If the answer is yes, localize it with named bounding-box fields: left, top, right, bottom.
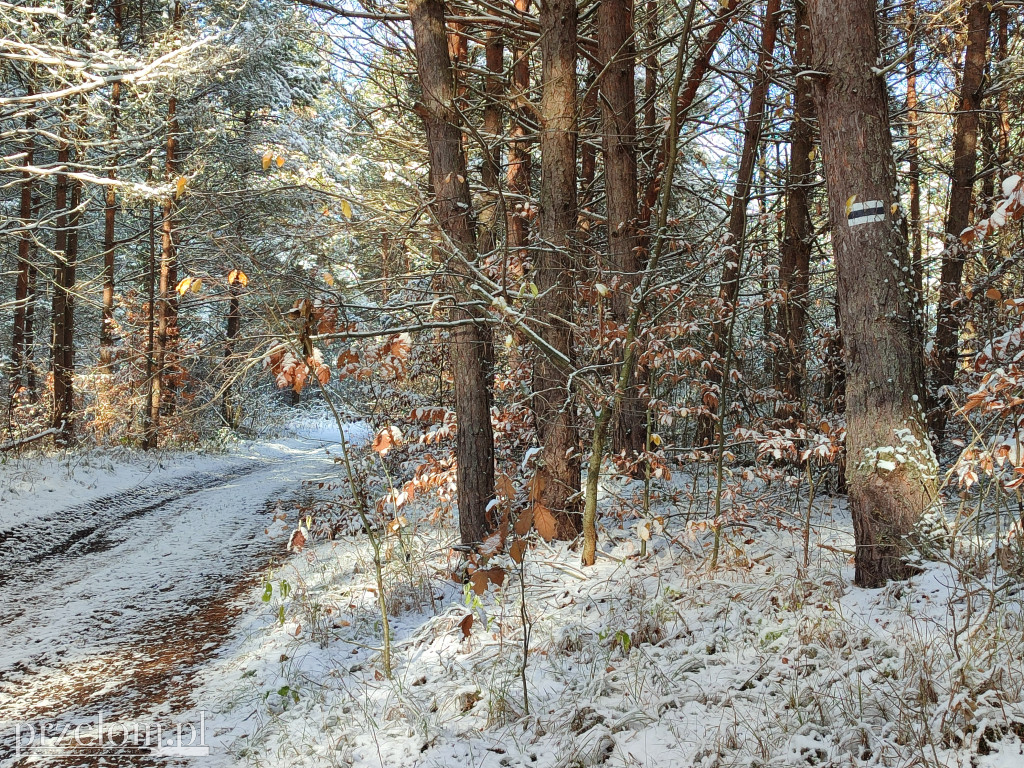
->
left=0, top=460, right=270, bottom=588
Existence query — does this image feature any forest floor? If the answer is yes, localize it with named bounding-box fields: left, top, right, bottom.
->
left=2, top=421, right=1024, bottom=768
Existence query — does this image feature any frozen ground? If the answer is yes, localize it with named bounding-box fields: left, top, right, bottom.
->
left=3, top=429, right=1024, bottom=768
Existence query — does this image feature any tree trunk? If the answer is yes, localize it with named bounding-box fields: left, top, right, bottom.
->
left=151, top=90, right=180, bottom=446
left=507, top=0, right=532, bottom=263
left=536, top=0, right=581, bottom=537
left=12, top=100, right=36, bottom=397
left=807, top=0, right=938, bottom=588
left=598, top=0, right=646, bottom=461
left=478, top=27, right=504, bottom=256
left=51, top=122, right=75, bottom=443
left=222, top=280, right=241, bottom=428
left=100, top=0, right=122, bottom=375
left=407, top=0, right=496, bottom=545
left=930, top=0, right=991, bottom=442
left=774, top=0, right=814, bottom=421
left=143, top=195, right=157, bottom=449
left=695, top=0, right=779, bottom=446
left=905, top=3, right=923, bottom=300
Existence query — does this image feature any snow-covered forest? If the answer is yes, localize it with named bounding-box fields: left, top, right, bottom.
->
left=2, top=0, right=1024, bottom=765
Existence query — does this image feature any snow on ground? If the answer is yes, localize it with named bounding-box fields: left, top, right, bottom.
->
left=182, top=468, right=1024, bottom=768
left=4, top=434, right=1024, bottom=768
left=0, top=422, right=366, bottom=766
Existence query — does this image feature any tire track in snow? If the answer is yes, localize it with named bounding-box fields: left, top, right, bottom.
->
left=0, top=446, right=335, bottom=767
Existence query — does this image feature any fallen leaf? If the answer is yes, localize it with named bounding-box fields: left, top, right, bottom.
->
left=459, top=614, right=474, bottom=637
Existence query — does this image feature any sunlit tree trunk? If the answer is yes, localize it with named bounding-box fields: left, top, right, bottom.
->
left=222, top=278, right=242, bottom=429
left=598, top=0, right=646, bottom=461
left=507, top=0, right=532, bottom=265
left=100, top=0, right=122, bottom=375
left=774, top=0, right=814, bottom=421
left=407, top=0, right=496, bottom=545
left=12, top=92, right=36, bottom=400
left=536, top=0, right=581, bottom=537
left=905, top=2, right=923, bottom=300
left=807, top=0, right=938, bottom=587
left=51, top=117, right=75, bottom=443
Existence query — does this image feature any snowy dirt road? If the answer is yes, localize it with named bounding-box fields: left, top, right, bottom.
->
left=0, top=435, right=349, bottom=767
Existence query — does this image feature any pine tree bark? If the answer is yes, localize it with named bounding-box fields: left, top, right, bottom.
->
left=407, top=0, right=496, bottom=545
left=12, top=96, right=36, bottom=397
left=478, top=27, right=504, bottom=256
left=507, top=0, right=532, bottom=262
left=599, top=0, right=646, bottom=461
left=51, top=120, right=75, bottom=443
left=695, top=0, right=779, bottom=446
left=150, top=0, right=183, bottom=444
left=774, top=0, right=814, bottom=420
left=930, top=0, right=991, bottom=442
left=536, top=0, right=581, bottom=537
left=905, top=3, right=923, bottom=299
left=150, top=89, right=180, bottom=445
left=222, top=279, right=241, bottom=428
left=807, top=0, right=938, bottom=587
left=100, top=0, right=122, bottom=375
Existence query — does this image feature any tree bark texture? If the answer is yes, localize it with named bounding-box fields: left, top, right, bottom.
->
left=774, top=0, right=813, bottom=420
left=535, top=0, right=581, bottom=537
left=599, top=0, right=647, bottom=460
left=807, top=0, right=938, bottom=587
left=408, top=0, right=497, bottom=545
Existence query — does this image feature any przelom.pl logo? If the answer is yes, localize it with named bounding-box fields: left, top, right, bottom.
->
left=11, top=711, right=210, bottom=758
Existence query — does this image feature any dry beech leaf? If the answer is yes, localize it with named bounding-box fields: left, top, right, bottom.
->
left=986, top=288, right=1002, bottom=301
left=459, top=614, right=474, bottom=637
left=496, top=472, right=515, bottom=500
left=510, top=539, right=526, bottom=564
left=469, top=571, right=488, bottom=596
left=513, top=508, right=533, bottom=536
left=483, top=566, right=505, bottom=589
left=533, top=503, right=557, bottom=542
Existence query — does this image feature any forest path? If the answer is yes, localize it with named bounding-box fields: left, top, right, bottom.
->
left=0, top=434, right=349, bottom=766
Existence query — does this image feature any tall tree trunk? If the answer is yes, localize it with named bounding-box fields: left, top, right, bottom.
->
left=100, top=0, right=123, bottom=375
left=598, top=0, right=646, bottom=460
left=150, top=0, right=184, bottom=443
left=930, top=0, right=991, bottom=442
left=12, top=98, right=36, bottom=397
left=407, top=0, right=496, bottom=545
left=905, top=3, right=923, bottom=300
left=580, top=63, right=598, bottom=194
left=51, top=119, right=75, bottom=443
left=478, top=27, right=504, bottom=256
left=507, top=0, right=532, bottom=265
left=695, top=0, right=780, bottom=446
left=774, top=0, right=814, bottom=421
left=807, top=0, right=938, bottom=588
left=143, top=194, right=157, bottom=449
left=222, top=279, right=241, bottom=428
left=536, top=0, right=581, bottom=537
left=151, top=87, right=180, bottom=446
